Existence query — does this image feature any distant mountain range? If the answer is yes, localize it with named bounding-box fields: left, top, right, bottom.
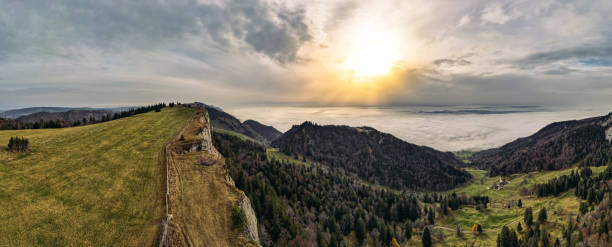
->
left=273, top=121, right=471, bottom=190
left=0, top=106, right=131, bottom=119
left=16, top=110, right=112, bottom=124
left=187, top=102, right=282, bottom=144
left=472, top=112, right=612, bottom=175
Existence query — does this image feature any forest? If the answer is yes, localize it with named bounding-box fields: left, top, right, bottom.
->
left=214, top=131, right=494, bottom=247
left=472, top=114, right=612, bottom=176
left=272, top=122, right=471, bottom=191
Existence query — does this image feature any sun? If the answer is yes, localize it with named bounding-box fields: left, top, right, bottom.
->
left=343, top=28, right=401, bottom=78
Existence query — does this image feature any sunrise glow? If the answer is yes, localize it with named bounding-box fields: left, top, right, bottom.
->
left=342, top=27, right=402, bottom=78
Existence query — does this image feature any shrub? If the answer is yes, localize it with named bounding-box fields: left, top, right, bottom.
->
left=231, top=205, right=247, bottom=231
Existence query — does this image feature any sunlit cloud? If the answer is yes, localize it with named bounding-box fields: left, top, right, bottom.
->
left=0, top=0, right=611, bottom=107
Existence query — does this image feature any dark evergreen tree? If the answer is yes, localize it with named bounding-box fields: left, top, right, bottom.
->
left=405, top=222, right=412, bottom=240
left=497, top=226, right=518, bottom=247
left=355, top=218, right=366, bottom=244
left=422, top=227, right=432, bottom=247
left=537, top=207, right=547, bottom=224
left=524, top=207, right=534, bottom=227
left=427, top=207, right=435, bottom=225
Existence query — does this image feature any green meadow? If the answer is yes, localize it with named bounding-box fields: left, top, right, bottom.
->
left=0, top=107, right=193, bottom=246
left=429, top=166, right=607, bottom=247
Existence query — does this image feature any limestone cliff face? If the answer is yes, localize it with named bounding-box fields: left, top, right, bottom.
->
left=238, top=192, right=260, bottom=243
left=225, top=173, right=260, bottom=244
left=167, top=106, right=260, bottom=247
left=197, top=111, right=218, bottom=156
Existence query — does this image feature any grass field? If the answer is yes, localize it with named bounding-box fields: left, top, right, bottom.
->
left=213, top=128, right=259, bottom=143
left=420, top=166, right=608, bottom=247
left=168, top=110, right=253, bottom=247
left=266, top=148, right=313, bottom=166
left=0, top=107, right=194, bottom=246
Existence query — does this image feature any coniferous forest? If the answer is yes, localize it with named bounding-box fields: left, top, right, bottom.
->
left=214, top=131, right=425, bottom=246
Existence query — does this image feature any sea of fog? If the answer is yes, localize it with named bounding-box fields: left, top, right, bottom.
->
left=225, top=105, right=612, bottom=151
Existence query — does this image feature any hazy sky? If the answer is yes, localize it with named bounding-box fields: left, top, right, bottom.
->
left=1, top=0, right=612, bottom=107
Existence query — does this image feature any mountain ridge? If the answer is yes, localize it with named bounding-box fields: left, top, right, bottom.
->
left=471, top=112, right=612, bottom=175
left=186, top=102, right=282, bottom=144
left=272, top=121, right=471, bottom=190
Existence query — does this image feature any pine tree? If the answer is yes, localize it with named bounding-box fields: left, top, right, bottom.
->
left=422, top=227, right=432, bottom=247
left=355, top=218, right=366, bottom=244
left=497, top=226, right=518, bottom=247
left=405, top=222, right=412, bottom=240
left=8, top=137, right=14, bottom=150
left=427, top=207, right=435, bottom=225
left=524, top=207, right=533, bottom=227
left=537, top=207, right=547, bottom=224
left=517, top=199, right=522, bottom=208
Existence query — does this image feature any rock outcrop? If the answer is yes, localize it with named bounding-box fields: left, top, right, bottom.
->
left=238, top=192, right=259, bottom=243
left=225, top=173, right=260, bottom=244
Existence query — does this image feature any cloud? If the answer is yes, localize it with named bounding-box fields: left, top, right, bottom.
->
left=1, top=0, right=612, bottom=108
left=480, top=3, right=520, bottom=24
left=518, top=46, right=612, bottom=65
left=0, top=0, right=312, bottom=63
left=457, top=15, right=470, bottom=27
left=433, top=58, right=471, bottom=66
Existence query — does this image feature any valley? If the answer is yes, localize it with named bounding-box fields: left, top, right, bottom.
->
left=0, top=104, right=610, bottom=247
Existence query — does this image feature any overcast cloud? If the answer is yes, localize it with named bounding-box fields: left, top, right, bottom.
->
left=0, top=0, right=611, bottom=107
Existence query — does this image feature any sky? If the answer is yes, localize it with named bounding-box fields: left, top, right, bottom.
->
left=1, top=0, right=612, bottom=108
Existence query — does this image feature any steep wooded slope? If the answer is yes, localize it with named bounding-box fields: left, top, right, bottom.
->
left=472, top=112, right=612, bottom=176
left=242, top=120, right=282, bottom=141
left=272, top=122, right=470, bottom=190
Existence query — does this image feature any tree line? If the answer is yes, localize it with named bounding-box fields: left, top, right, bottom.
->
left=533, top=167, right=591, bottom=197
left=0, top=103, right=168, bottom=130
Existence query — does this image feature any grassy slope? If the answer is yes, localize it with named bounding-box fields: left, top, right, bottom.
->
left=266, top=148, right=312, bottom=167
left=170, top=110, right=253, bottom=247
left=213, top=128, right=258, bottom=143
left=0, top=107, right=193, bottom=246
left=426, top=166, right=607, bottom=247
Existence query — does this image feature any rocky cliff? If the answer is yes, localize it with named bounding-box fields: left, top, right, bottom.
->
left=164, top=106, right=259, bottom=247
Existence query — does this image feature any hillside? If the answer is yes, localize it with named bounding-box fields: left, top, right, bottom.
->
left=187, top=102, right=281, bottom=144
left=272, top=121, right=470, bottom=190
left=16, top=110, right=112, bottom=123
left=431, top=166, right=611, bottom=247
left=472, top=112, right=612, bottom=176
left=0, top=107, right=86, bottom=118
left=0, top=107, right=193, bottom=246
left=214, top=131, right=425, bottom=246
left=243, top=120, right=282, bottom=141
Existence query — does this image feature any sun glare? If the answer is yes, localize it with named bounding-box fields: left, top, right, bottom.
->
left=343, top=28, right=401, bottom=78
